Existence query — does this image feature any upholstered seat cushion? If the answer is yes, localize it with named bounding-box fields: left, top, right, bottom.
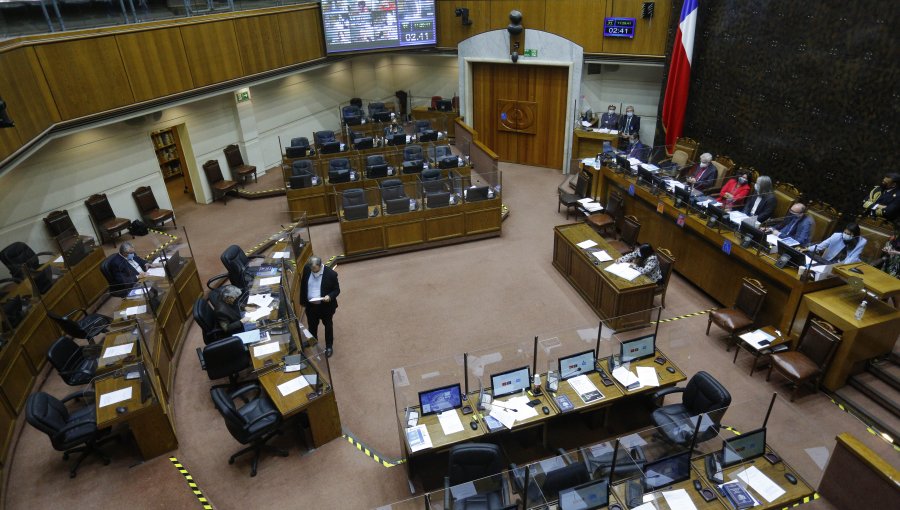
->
left=144, top=208, right=173, bottom=222
left=770, top=352, right=820, bottom=380
left=215, top=180, right=237, bottom=191
left=559, top=192, right=578, bottom=206
left=101, top=217, right=130, bottom=231
left=650, top=404, right=696, bottom=443
left=234, top=164, right=256, bottom=176
left=709, top=309, right=752, bottom=332
left=239, top=397, right=279, bottom=440
left=586, top=213, right=614, bottom=229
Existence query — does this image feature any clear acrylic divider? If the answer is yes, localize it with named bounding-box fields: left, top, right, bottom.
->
left=23, top=248, right=65, bottom=298
left=53, top=227, right=96, bottom=269
left=380, top=179, right=422, bottom=216
left=460, top=171, right=501, bottom=203
left=465, top=338, right=536, bottom=428
left=419, top=176, right=461, bottom=210
left=429, top=469, right=531, bottom=510
left=371, top=493, right=429, bottom=510
left=536, top=325, right=601, bottom=385
left=283, top=156, right=324, bottom=191
left=337, top=187, right=382, bottom=222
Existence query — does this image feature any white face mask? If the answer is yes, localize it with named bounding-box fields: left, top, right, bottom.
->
left=700, top=162, right=708, bottom=168
left=754, top=183, right=760, bottom=192
left=738, top=177, right=747, bottom=184
left=626, top=112, right=633, bottom=117
left=842, top=233, right=853, bottom=241
left=608, top=109, right=615, bottom=114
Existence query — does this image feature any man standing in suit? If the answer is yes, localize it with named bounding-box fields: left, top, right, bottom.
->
left=598, top=105, right=619, bottom=129
left=685, top=153, right=717, bottom=192
left=300, top=256, right=340, bottom=358
left=618, top=105, right=641, bottom=136
left=108, top=241, right=149, bottom=293
left=863, top=173, right=900, bottom=221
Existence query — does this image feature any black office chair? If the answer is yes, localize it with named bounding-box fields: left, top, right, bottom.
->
left=368, top=101, right=386, bottom=118
left=341, top=105, right=362, bottom=125
left=540, top=462, right=591, bottom=502
left=415, top=120, right=433, bottom=133
left=0, top=242, right=56, bottom=295
left=366, top=154, right=391, bottom=178
left=402, top=144, right=424, bottom=174
left=1, top=287, right=29, bottom=330
left=328, top=158, right=353, bottom=184
left=198, top=336, right=250, bottom=385
left=422, top=168, right=446, bottom=196
left=650, top=371, right=732, bottom=446
left=580, top=443, right=647, bottom=479
left=342, top=189, right=369, bottom=221
left=26, top=390, right=115, bottom=478
left=429, top=145, right=453, bottom=163
left=47, top=336, right=99, bottom=386
left=314, top=130, right=336, bottom=147
left=211, top=382, right=288, bottom=477
left=207, top=245, right=264, bottom=290
left=445, top=443, right=509, bottom=509
left=289, top=160, right=316, bottom=189
left=99, top=253, right=135, bottom=298
left=285, top=137, right=311, bottom=158
left=193, top=297, right=229, bottom=345
left=48, top=309, right=111, bottom=345
left=381, top=179, right=410, bottom=214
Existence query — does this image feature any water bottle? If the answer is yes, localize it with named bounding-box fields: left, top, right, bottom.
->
left=854, top=300, right=867, bottom=321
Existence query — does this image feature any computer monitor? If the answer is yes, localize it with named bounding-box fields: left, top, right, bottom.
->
left=373, top=111, right=392, bottom=122
left=402, top=161, right=424, bottom=174
left=776, top=240, right=807, bottom=269
left=705, top=203, right=729, bottom=228
left=643, top=450, right=692, bottom=491
left=615, top=154, right=630, bottom=172
left=559, top=479, right=609, bottom=510
left=418, top=131, right=438, bottom=142
left=344, top=116, right=362, bottom=126
left=637, top=166, right=655, bottom=187
left=285, top=146, right=308, bottom=158
left=559, top=349, right=596, bottom=380
left=290, top=174, right=313, bottom=189
left=491, top=366, right=531, bottom=398
left=436, top=99, right=453, bottom=112
left=673, top=185, right=693, bottom=208
left=320, top=141, right=341, bottom=154
left=466, top=185, right=491, bottom=202
left=739, top=220, right=768, bottom=249
left=354, top=137, right=374, bottom=150
left=417, top=383, right=463, bottom=416
left=387, top=134, right=407, bottom=146
left=620, top=334, right=655, bottom=364
left=722, top=428, right=767, bottom=467
left=366, top=164, right=389, bottom=178
left=438, top=156, right=459, bottom=169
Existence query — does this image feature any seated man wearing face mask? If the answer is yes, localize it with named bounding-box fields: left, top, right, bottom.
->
left=805, top=223, right=867, bottom=264
left=769, top=202, right=815, bottom=246
left=626, top=133, right=649, bottom=162
left=618, top=105, right=641, bottom=136
left=598, top=105, right=619, bottom=130
left=862, top=173, right=900, bottom=221
left=684, top=153, right=717, bottom=192
left=108, top=241, right=150, bottom=292
left=716, top=170, right=752, bottom=210
left=209, top=284, right=257, bottom=334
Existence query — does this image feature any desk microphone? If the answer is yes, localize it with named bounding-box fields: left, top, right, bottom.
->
left=490, top=402, right=518, bottom=412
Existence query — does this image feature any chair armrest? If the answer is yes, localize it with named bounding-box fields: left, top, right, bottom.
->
left=650, top=386, right=684, bottom=400
left=196, top=347, right=206, bottom=370
left=206, top=273, right=229, bottom=289
left=248, top=254, right=266, bottom=260
left=81, top=344, right=102, bottom=359
left=63, top=307, right=89, bottom=319
left=770, top=344, right=790, bottom=354
left=229, top=383, right=261, bottom=400
left=244, top=409, right=279, bottom=427
left=61, top=388, right=94, bottom=404
left=444, top=476, right=451, bottom=508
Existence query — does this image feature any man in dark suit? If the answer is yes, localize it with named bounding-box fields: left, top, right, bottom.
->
left=300, top=256, right=340, bottom=357
left=108, top=241, right=149, bottom=293
left=598, top=105, right=619, bottom=129
left=770, top=203, right=815, bottom=246
left=684, top=153, right=717, bottom=192
left=618, top=105, right=641, bottom=136
left=626, top=134, right=649, bottom=162
left=209, top=284, right=254, bottom=335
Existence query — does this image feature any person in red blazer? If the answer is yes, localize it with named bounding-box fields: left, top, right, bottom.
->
left=716, top=170, right=752, bottom=210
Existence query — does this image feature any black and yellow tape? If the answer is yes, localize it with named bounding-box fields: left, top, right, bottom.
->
left=828, top=398, right=900, bottom=451
left=780, top=493, right=820, bottom=509
left=326, top=255, right=344, bottom=268
left=653, top=308, right=718, bottom=324
left=169, top=457, right=214, bottom=510
left=342, top=430, right=406, bottom=468
left=722, top=425, right=742, bottom=435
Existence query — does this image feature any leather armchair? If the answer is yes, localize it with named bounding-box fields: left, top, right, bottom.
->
left=26, top=390, right=115, bottom=478
left=767, top=319, right=841, bottom=401
left=365, top=154, right=391, bottom=179
left=368, top=101, right=386, bottom=118
left=205, top=244, right=264, bottom=291
left=0, top=241, right=56, bottom=294
left=381, top=179, right=409, bottom=215
left=342, top=189, right=369, bottom=221
left=203, top=160, right=238, bottom=205
left=224, top=144, right=258, bottom=186
left=84, top=193, right=130, bottom=245
left=132, top=186, right=175, bottom=228
left=314, top=130, right=336, bottom=147
left=285, top=137, right=311, bottom=158
left=100, top=253, right=134, bottom=298
left=47, top=336, right=99, bottom=386
left=650, top=371, right=732, bottom=446
left=328, top=158, right=353, bottom=184
left=706, top=278, right=767, bottom=350
left=445, top=443, right=508, bottom=510
left=198, top=336, right=250, bottom=385
left=48, top=309, right=111, bottom=345
left=211, top=382, right=288, bottom=477
left=289, top=160, right=316, bottom=189
left=580, top=443, right=647, bottom=480
left=415, top=120, right=432, bottom=133
left=193, top=297, right=228, bottom=345
left=558, top=173, right=588, bottom=220
left=341, top=105, right=362, bottom=126
left=43, top=210, right=77, bottom=238
left=402, top=144, right=424, bottom=174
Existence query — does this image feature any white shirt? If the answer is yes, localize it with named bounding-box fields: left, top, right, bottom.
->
left=306, top=268, right=324, bottom=302
left=749, top=196, right=762, bottom=215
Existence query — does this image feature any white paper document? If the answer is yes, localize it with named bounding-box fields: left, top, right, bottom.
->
left=247, top=293, right=274, bottom=308
left=102, top=343, right=134, bottom=359
left=636, top=366, right=660, bottom=387
left=506, top=395, right=539, bottom=419
left=729, top=211, right=750, bottom=224
left=662, top=489, right=698, bottom=510
left=591, top=250, right=613, bottom=262
left=146, top=268, right=167, bottom=277
left=259, top=276, right=281, bottom=286
left=582, top=201, right=604, bottom=212
left=631, top=502, right=655, bottom=510
left=123, top=305, right=147, bottom=317
left=307, top=296, right=325, bottom=303
left=596, top=128, right=610, bottom=134
left=235, top=330, right=269, bottom=345
left=489, top=406, right=517, bottom=430
left=628, top=157, right=642, bottom=167
left=612, top=366, right=640, bottom=388
left=272, top=251, right=291, bottom=259
left=53, top=255, right=64, bottom=263
left=252, top=341, right=281, bottom=358
left=604, top=262, right=642, bottom=281
left=99, top=387, right=132, bottom=407
left=641, top=163, right=660, bottom=172
left=739, top=329, right=776, bottom=349
left=243, top=306, right=272, bottom=322
left=539, top=456, right=566, bottom=474
left=577, top=197, right=594, bottom=204
left=438, top=410, right=464, bottom=435
left=619, top=432, right=648, bottom=448
left=277, top=375, right=310, bottom=396
left=576, top=239, right=598, bottom=249
left=567, top=374, right=604, bottom=403
left=733, top=466, right=786, bottom=503
left=449, top=481, right=477, bottom=500
left=589, top=442, right=614, bottom=458
left=406, top=425, right=432, bottom=452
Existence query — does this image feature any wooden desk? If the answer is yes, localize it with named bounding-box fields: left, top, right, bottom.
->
left=572, top=129, right=620, bottom=160
left=833, top=262, right=900, bottom=299
left=596, top=168, right=842, bottom=333
left=612, top=469, right=725, bottom=510
left=97, top=330, right=140, bottom=374
left=412, top=106, right=459, bottom=139
left=552, top=223, right=656, bottom=329
left=792, top=285, right=900, bottom=390
left=94, top=371, right=178, bottom=459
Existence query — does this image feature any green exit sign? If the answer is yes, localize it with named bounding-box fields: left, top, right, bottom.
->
left=523, top=49, right=538, bottom=57
left=235, top=88, right=251, bottom=103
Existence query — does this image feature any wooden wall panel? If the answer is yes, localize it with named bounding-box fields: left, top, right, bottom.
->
left=0, top=47, right=59, bottom=142
left=601, top=0, right=671, bottom=56
left=179, top=20, right=244, bottom=87
left=471, top=62, right=567, bottom=168
left=34, top=37, right=134, bottom=120
left=233, top=14, right=286, bottom=75
left=116, top=28, right=195, bottom=102
left=544, top=0, right=609, bottom=54
left=436, top=0, right=492, bottom=48
left=278, top=8, right=325, bottom=65
left=488, top=0, right=546, bottom=32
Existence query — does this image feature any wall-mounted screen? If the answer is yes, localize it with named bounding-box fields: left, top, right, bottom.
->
left=323, top=0, right=437, bottom=54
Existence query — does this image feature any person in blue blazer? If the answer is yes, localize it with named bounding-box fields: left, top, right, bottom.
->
left=806, top=223, right=867, bottom=264
left=771, top=203, right=815, bottom=246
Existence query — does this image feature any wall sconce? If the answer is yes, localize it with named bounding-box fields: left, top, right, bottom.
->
left=455, top=7, right=472, bottom=26
left=0, top=99, right=14, bottom=128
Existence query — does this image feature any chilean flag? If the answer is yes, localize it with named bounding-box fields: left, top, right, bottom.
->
left=662, top=0, right=699, bottom=148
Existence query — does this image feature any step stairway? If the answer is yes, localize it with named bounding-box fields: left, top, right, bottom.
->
left=833, top=352, right=900, bottom=446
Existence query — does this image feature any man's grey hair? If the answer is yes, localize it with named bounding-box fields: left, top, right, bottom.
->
left=699, top=153, right=713, bottom=163
left=222, top=285, right=242, bottom=300
left=309, top=256, right=322, bottom=268
left=118, top=241, right=134, bottom=255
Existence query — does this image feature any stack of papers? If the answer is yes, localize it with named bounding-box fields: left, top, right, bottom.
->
left=591, top=250, right=613, bottom=262
left=258, top=276, right=281, bottom=286
left=612, top=366, right=640, bottom=389
left=576, top=239, right=598, bottom=249
left=146, top=267, right=167, bottom=277
left=406, top=424, right=433, bottom=452
left=641, top=163, right=660, bottom=172
left=235, top=330, right=269, bottom=345
left=252, top=341, right=281, bottom=358
left=603, top=262, right=641, bottom=281
left=636, top=366, right=660, bottom=387
left=248, top=294, right=274, bottom=308
left=567, top=374, right=604, bottom=403
left=582, top=201, right=604, bottom=212
left=122, top=305, right=147, bottom=317
left=99, top=387, right=132, bottom=407
left=595, top=128, right=610, bottom=134
left=271, top=251, right=291, bottom=259
left=732, top=466, right=786, bottom=502
left=489, top=395, right=539, bottom=429
left=739, top=329, right=776, bottom=349
left=101, top=343, right=134, bottom=359
left=277, top=375, right=310, bottom=396
left=243, top=306, right=272, bottom=322
left=729, top=211, right=750, bottom=224
left=438, top=410, right=464, bottom=435
left=661, top=489, right=699, bottom=510
left=628, top=157, right=642, bottom=167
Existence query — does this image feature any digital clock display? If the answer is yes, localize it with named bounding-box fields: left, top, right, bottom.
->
left=323, top=0, right=437, bottom=54
left=603, top=17, right=636, bottom=39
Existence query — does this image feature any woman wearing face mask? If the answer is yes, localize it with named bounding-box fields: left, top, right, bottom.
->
left=741, top=175, right=777, bottom=223
left=615, top=243, right=662, bottom=283
left=716, top=171, right=752, bottom=210
left=805, top=223, right=867, bottom=264
left=108, top=241, right=150, bottom=294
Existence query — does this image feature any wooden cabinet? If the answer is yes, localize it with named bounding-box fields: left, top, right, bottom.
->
left=150, top=128, right=187, bottom=185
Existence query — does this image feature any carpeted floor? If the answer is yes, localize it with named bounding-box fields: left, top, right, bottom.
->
left=4, top=163, right=896, bottom=509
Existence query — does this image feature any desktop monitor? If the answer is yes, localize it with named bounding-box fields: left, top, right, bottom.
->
left=387, top=134, right=407, bottom=146
left=619, top=334, right=655, bottom=364
left=559, top=349, right=596, bottom=380
left=438, top=156, right=459, bottom=169
left=559, top=480, right=609, bottom=510
left=344, top=116, right=362, bottom=126
left=491, top=366, right=531, bottom=398
left=417, top=383, right=463, bottom=416
left=419, top=131, right=438, bottom=142
left=776, top=240, right=807, bottom=269
left=615, top=154, right=629, bottom=172
left=705, top=203, right=729, bottom=228
left=637, top=166, right=655, bottom=188
left=643, top=450, right=692, bottom=491
left=366, top=164, right=389, bottom=178
left=290, top=174, right=313, bottom=189
left=673, top=185, right=693, bottom=208
left=373, top=111, right=392, bottom=122
left=739, top=220, right=768, bottom=249
left=354, top=137, right=374, bottom=150
left=465, top=185, right=490, bottom=201
left=402, top=160, right=424, bottom=174
left=285, top=146, right=308, bottom=158
left=650, top=174, right=668, bottom=192
left=320, top=141, right=341, bottom=154
left=722, top=428, right=767, bottom=467
left=436, top=99, right=453, bottom=112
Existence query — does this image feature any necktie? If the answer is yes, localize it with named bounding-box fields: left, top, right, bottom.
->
left=626, top=118, right=631, bottom=131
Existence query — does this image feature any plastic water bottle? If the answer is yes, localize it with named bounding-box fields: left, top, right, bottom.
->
left=854, top=300, right=867, bottom=321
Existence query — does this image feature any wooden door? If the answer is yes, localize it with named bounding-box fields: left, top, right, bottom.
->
left=471, top=63, right=568, bottom=168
